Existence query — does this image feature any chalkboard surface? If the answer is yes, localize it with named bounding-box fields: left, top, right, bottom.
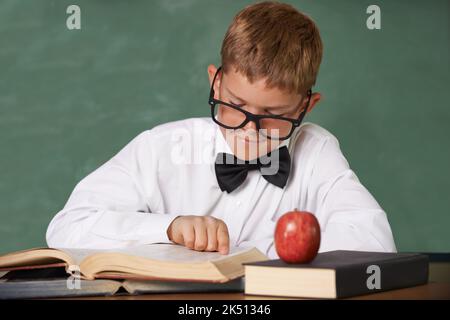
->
left=0, top=0, right=448, bottom=254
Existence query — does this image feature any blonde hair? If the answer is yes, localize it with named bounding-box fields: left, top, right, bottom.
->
left=221, top=1, right=323, bottom=94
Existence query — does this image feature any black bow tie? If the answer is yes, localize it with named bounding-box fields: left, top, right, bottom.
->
left=214, top=146, right=291, bottom=193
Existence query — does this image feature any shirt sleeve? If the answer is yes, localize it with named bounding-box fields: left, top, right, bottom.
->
left=46, top=131, right=180, bottom=250
left=309, top=135, right=397, bottom=253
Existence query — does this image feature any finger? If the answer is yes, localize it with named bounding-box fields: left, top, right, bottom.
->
left=171, top=229, right=184, bottom=245
left=182, top=224, right=195, bottom=250
left=169, top=218, right=185, bottom=245
left=205, top=220, right=218, bottom=252
left=193, top=220, right=208, bottom=251
left=217, top=222, right=230, bottom=255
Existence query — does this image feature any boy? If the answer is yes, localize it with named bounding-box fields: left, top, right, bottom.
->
left=46, top=1, right=396, bottom=258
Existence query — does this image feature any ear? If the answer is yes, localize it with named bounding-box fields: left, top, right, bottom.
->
left=207, top=64, right=220, bottom=87
left=207, top=64, right=221, bottom=98
left=305, top=92, right=321, bottom=113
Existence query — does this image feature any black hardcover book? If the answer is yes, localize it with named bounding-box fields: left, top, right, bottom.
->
left=244, top=250, right=429, bottom=299
left=0, top=267, right=245, bottom=300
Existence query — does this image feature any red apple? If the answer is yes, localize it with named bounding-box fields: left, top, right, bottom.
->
left=274, top=210, right=321, bottom=263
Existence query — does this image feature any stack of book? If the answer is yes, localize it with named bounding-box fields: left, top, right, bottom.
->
left=0, top=244, right=430, bottom=299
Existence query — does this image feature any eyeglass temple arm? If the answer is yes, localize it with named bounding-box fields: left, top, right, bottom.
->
left=294, top=89, right=312, bottom=125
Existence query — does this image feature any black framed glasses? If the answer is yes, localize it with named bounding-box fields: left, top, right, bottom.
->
left=208, top=66, right=312, bottom=140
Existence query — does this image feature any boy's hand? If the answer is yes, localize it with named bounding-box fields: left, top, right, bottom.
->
left=166, top=215, right=230, bottom=255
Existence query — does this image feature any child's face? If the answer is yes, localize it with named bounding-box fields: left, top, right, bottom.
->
left=208, top=64, right=320, bottom=160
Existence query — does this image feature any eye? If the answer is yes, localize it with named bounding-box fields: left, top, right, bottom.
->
left=266, top=109, right=286, bottom=117
left=230, top=100, right=244, bottom=107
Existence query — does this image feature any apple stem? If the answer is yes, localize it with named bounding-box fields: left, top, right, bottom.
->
left=294, top=208, right=298, bottom=211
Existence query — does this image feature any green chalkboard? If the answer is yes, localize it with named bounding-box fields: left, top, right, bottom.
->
left=0, top=0, right=449, bottom=255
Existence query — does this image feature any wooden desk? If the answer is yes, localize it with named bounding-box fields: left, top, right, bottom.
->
left=57, top=282, right=449, bottom=300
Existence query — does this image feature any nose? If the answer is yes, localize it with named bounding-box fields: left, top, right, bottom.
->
left=243, top=119, right=258, bottom=131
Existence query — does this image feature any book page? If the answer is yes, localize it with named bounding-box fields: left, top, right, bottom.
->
left=55, top=248, right=110, bottom=266
left=0, top=248, right=74, bottom=269
left=107, top=244, right=255, bottom=263
left=57, top=244, right=255, bottom=265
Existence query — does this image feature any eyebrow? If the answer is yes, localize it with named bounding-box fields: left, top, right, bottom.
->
left=226, top=87, right=292, bottom=110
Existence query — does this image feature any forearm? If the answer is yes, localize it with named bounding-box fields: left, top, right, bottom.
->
left=46, top=206, right=179, bottom=249
left=319, top=210, right=397, bottom=253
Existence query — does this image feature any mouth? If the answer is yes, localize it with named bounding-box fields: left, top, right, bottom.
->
left=226, top=129, right=270, bottom=146
left=236, top=135, right=259, bottom=144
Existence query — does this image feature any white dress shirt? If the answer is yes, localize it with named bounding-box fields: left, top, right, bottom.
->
left=46, top=117, right=397, bottom=258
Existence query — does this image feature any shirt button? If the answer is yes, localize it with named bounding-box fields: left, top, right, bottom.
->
left=236, top=201, right=241, bottom=207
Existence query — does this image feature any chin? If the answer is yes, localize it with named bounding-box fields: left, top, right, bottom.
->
left=229, top=135, right=278, bottom=161
left=220, top=127, right=282, bottom=160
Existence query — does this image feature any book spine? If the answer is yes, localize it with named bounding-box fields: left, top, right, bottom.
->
left=335, top=255, right=429, bottom=298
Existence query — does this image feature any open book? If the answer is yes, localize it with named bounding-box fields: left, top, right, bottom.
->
left=0, top=244, right=267, bottom=283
